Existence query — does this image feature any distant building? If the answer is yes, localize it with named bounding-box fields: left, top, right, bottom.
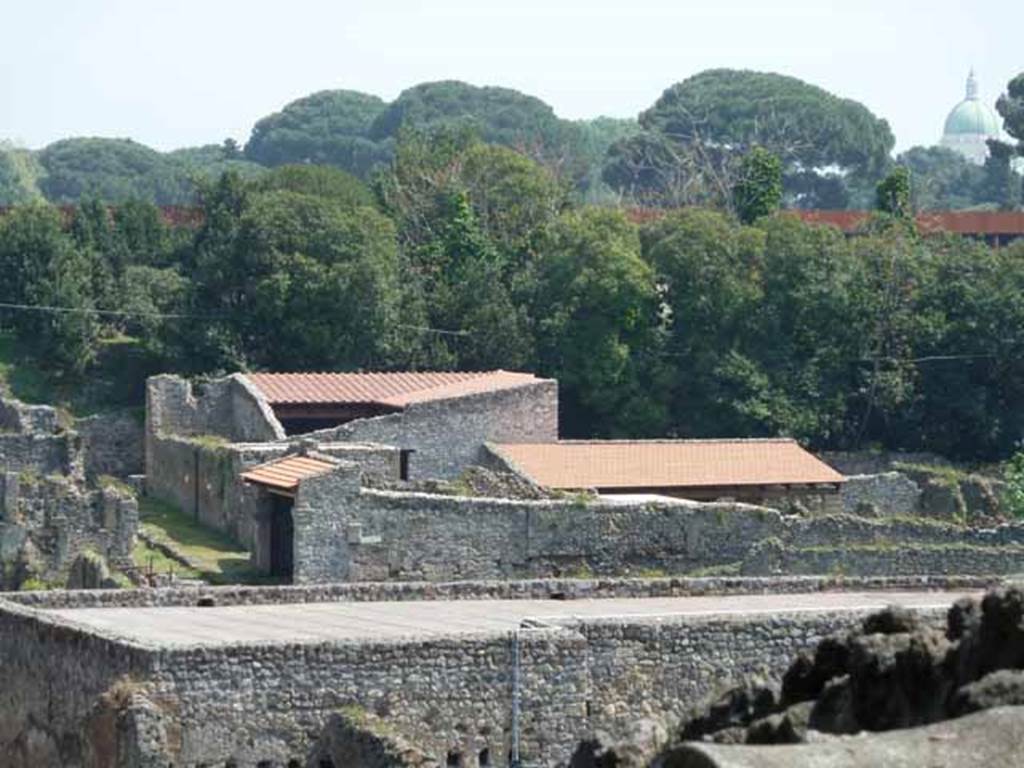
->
left=940, top=70, right=1003, bottom=165
left=791, top=210, right=1024, bottom=247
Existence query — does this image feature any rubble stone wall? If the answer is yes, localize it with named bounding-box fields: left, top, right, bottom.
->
left=145, top=374, right=285, bottom=450
left=291, top=465, right=1024, bottom=583
left=0, top=600, right=151, bottom=767
left=0, top=473, right=138, bottom=588
left=0, top=595, right=947, bottom=768
left=312, top=380, right=559, bottom=480
left=76, top=409, right=145, bottom=479
left=841, top=472, right=922, bottom=516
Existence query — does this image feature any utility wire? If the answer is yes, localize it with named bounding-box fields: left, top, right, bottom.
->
left=0, top=301, right=472, bottom=336
left=0, top=301, right=214, bottom=320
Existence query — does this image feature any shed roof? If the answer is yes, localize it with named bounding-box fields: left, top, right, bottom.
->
left=489, top=439, right=844, bottom=490
left=244, top=370, right=544, bottom=408
left=240, top=454, right=338, bottom=493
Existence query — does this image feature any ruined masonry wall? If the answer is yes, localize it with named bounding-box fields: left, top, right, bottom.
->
left=0, top=474, right=138, bottom=588
left=292, top=468, right=1024, bottom=583
left=0, top=601, right=151, bottom=767
left=76, top=410, right=145, bottom=479
left=0, top=597, right=947, bottom=767
left=315, top=381, right=559, bottom=480
left=145, top=374, right=285, bottom=447
left=841, top=472, right=922, bottom=516
left=147, top=435, right=400, bottom=558
left=2, top=574, right=994, bottom=610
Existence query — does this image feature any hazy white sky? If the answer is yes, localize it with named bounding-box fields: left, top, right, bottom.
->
left=1, top=0, right=1020, bottom=153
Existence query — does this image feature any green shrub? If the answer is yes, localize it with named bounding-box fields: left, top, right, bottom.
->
left=1004, top=451, right=1024, bottom=519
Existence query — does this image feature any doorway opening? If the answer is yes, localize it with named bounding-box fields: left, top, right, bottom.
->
left=269, top=494, right=295, bottom=581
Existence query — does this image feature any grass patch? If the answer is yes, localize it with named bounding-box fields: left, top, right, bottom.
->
left=137, top=496, right=276, bottom=585
left=98, top=475, right=135, bottom=497
left=188, top=434, right=230, bottom=451
left=132, top=539, right=201, bottom=581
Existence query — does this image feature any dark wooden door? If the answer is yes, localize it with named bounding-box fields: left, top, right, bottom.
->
left=270, top=495, right=295, bottom=581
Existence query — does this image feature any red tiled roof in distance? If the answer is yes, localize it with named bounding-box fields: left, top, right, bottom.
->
left=240, top=455, right=338, bottom=492
left=490, top=439, right=845, bottom=490
left=244, top=371, right=545, bottom=407
left=790, top=210, right=1024, bottom=236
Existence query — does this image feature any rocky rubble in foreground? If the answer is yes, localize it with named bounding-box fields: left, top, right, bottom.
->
left=571, top=585, right=1024, bottom=768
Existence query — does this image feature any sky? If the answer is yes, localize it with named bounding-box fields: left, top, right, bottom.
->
left=1, top=0, right=1020, bottom=154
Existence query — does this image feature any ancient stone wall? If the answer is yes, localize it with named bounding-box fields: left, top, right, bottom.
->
left=145, top=374, right=285, bottom=449
left=290, top=466, right=1024, bottom=583
left=0, top=395, right=81, bottom=478
left=313, top=380, right=559, bottom=480
left=0, top=594, right=948, bottom=767
left=2, top=574, right=993, bottom=610
left=741, top=539, right=1024, bottom=577
left=821, top=451, right=951, bottom=476
left=0, top=473, right=137, bottom=588
left=141, top=628, right=588, bottom=767
left=0, top=600, right=152, bottom=766
left=840, top=472, right=922, bottom=516
left=76, top=409, right=145, bottom=479
left=577, top=609, right=944, bottom=739
left=147, top=434, right=400, bottom=566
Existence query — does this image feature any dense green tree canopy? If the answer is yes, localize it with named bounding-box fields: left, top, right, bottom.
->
left=997, top=72, right=1024, bottom=143
left=0, top=144, right=44, bottom=205
left=897, top=147, right=985, bottom=210
left=184, top=175, right=405, bottom=371
left=254, top=164, right=376, bottom=209
left=641, top=69, right=894, bottom=176
left=243, top=90, right=389, bottom=176
left=534, top=208, right=666, bottom=436
left=732, top=147, right=783, bottom=224
left=168, top=144, right=267, bottom=182
left=606, top=69, right=896, bottom=209
left=37, top=138, right=193, bottom=204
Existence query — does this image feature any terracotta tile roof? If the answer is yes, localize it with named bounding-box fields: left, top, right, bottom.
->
left=489, top=439, right=845, bottom=490
left=244, top=371, right=544, bottom=407
left=240, top=454, right=338, bottom=493
left=791, top=210, right=1024, bottom=236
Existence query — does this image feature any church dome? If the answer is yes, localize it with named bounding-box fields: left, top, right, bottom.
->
left=940, top=71, right=1002, bottom=164
left=944, top=95, right=1001, bottom=137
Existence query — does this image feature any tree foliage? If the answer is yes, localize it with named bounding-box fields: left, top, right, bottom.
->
left=37, top=138, right=194, bottom=204
left=997, top=73, right=1024, bottom=143
left=243, top=90, right=390, bottom=176
left=732, top=147, right=783, bottom=224
left=606, top=69, right=895, bottom=209
left=876, top=166, right=912, bottom=218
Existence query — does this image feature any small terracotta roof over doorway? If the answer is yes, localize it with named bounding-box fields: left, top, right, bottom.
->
left=240, top=454, right=338, bottom=493
left=244, top=370, right=545, bottom=407
left=489, top=439, right=845, bottom=491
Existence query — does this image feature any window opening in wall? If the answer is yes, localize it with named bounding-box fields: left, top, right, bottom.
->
left=478, top=748, right=491, bottom=767
left=447, top=750, right=461, bottom=767
left=399, top=449, right=415, bottom=481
